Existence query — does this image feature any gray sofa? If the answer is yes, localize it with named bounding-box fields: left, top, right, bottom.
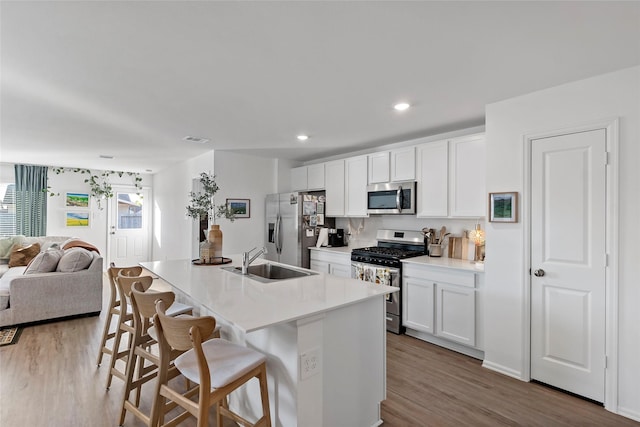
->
left=0, top=236, right=103, bottom=327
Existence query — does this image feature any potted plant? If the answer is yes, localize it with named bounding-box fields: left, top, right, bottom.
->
left=186, top=172, right=235, bottom=263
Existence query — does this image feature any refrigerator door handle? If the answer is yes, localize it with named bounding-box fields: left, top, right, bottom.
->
left=275, top=214, right=282, bottom=254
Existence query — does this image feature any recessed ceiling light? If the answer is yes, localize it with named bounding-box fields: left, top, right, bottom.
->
left=183, top=136, right=210, bottom=144
left=393, top=102, right=411, bottom=111
left=99, top=154, right=114, bottom=159
left=297, top=135, right=309, bottom=141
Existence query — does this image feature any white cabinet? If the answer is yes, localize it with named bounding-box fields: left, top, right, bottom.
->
left=325, top=160, right=345, bottom=216
left=368, top=147, right=416, bottom=184
left=329, top=263, right=351, bottom=278
left=307, top=164, right=325, bottom=190
left=416, top=133, right=486, bottom=218
left=390, top=147, right=416, bottom=182
left=402, top=263, right=480, bottom=351
left=345, top=155, right=368, bottom=217
left=291, top=164, right=325, bottom=191
left=436, top=282, right=475, bottom=346
left=403, top=277, right=435, bottom=334
left=368, top=152, right=390, bottom=184
left=291, top=166, right=308, bottom=191
left=449, top=134, right=486, bottom=217
left=416, top=140, right=449, bottom=217
left=309, top=249, right=351, bottom=278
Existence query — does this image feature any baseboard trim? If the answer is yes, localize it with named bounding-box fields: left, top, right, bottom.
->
left=482, top=359, right=524, bottom=381
left=616, top=407, right=640, bottom=422
left=404, top=329, right=484, bottom=360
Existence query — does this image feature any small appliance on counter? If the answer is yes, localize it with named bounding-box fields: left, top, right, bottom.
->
left=328, top=228, right=345, bottom=247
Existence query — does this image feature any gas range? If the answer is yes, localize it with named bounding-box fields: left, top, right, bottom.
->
left=350, top=230, right=425, bottom=335
left=351, top=230, right=426, bottom=267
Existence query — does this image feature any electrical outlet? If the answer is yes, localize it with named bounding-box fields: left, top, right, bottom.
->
left=300, top=347, right=321, bottom=380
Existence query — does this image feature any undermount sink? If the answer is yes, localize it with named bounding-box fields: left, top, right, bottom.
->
left=223, top=263, right=317, bottom=283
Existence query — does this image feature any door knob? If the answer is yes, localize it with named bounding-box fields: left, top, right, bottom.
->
left=534, top=269, right=545, bottom=277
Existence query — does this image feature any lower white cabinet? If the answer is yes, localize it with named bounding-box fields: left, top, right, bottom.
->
left=402, top=263, right=482, bottom=354
left=435, top=282, right=475, bottom=346
left=309, top=249, right=351, bottom=278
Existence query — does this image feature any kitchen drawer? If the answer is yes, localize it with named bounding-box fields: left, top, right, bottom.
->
left=403, top=264, right=476, bottom=288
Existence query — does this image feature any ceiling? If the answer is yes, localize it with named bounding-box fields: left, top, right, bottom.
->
left=2, top=1, right=639, bottom=174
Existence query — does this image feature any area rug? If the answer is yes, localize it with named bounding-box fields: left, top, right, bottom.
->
left=0, top=326, right=22, bottom=347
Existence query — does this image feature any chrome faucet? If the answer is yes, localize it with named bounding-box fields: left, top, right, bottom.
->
left=242, top=247, right=267, bottom=275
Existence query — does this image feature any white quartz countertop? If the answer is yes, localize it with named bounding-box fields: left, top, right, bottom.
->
left=401, top=255, right=485, bottom=273
left=308, top=246, right=352, bottom=254
left=141, top=256, right=397, bottom=333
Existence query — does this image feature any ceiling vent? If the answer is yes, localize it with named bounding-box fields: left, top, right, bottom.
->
left=183, top=136, right=210, bottom=144
left=99, top=154, right=114, bottom=159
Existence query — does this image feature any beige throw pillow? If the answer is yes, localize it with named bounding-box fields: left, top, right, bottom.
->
left=24, top=248, right=64, bottom=274
left=57, top=247, right=93, bottom=272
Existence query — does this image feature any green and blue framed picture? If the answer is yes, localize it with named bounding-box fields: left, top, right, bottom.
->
left=66, top=211, right=90, bottom=227
left=227, top=198, right=250, bottom=218
left=489, top=192, right=518, bottom=223
left=65, top=192, right=90, bottom=208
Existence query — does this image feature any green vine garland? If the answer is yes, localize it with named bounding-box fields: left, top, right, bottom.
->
left=45, top=167, right=143, bottom=210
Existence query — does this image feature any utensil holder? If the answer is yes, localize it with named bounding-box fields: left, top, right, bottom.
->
left=429, top=243, right=443, bottom=257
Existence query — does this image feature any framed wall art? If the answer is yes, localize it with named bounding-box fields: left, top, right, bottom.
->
left=489, top=192, right=518, bottom=223
left=227, top=198, right=250, bottom=218
left=65, top=192, right=90, bottom=208
left=66, top=211, right=90, bottom=227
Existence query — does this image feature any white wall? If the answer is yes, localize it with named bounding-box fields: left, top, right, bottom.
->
left=152, top=151, right=214, bottom=261
left=484, top=66, right=640, bottom=418
left=43, top=167, right=152, bottom=255
left=152, top=150, right=277, bottom=261
left=213, top=151, right=277, bottom=255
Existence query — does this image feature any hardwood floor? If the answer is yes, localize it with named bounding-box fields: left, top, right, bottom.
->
left=382, top=333, right=638, bottom=426
left=0, top=275, right=637, bottom=426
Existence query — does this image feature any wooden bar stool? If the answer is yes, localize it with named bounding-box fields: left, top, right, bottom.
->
left=96, top=264, right=143, bottom=367
left=119, top=282, right=192, bottom=426
left=106, top=273, right=194, bottom=390
left=151, top=300, right=271, bottom=427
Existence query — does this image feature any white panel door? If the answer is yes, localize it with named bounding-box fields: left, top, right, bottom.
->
left=108, top=187, right=150, bottom=267
left=530, top=129, right=606, bottom=402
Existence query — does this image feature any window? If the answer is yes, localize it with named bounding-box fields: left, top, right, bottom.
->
left=0, top=183, right=16, bottom=237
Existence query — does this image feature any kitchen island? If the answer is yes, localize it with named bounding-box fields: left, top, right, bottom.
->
left=141, top=257, right=397, bottom=427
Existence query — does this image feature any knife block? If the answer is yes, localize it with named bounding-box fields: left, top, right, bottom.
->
left=448, top=236, right=469, bottom=260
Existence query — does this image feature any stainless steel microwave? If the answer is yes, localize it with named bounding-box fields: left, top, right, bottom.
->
left=366, top=181, right=416, bottom=215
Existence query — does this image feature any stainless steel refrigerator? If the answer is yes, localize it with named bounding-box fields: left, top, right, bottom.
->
left=265, top=191, right=332, bottom=268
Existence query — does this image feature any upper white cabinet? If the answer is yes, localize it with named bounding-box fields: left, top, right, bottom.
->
left=291, top=164, right=325, bottom=191
left=325, top=160, right=345, bottom=216
left=390, top=147, right=416, bottom=182
left=449, top=134, right=486, bottom=217
left=291, top=166, right=308, bottom=191
left=345, top=155, right=369, bottom=217
left=307, top=164, right=325, bottom=190
left=368, top=152, right=390, bottom=184
left=416, top=140, right=449, bottom=217
left=368, top=147, right=416, bottom=184
left=416, top=133, right=486, bottom=218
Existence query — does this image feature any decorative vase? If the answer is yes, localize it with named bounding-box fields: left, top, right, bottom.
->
left=208, top=224, right=223, bottom=260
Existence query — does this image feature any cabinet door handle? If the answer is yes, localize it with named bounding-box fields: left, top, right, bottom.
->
left=534, top=269, right=545, bottom=277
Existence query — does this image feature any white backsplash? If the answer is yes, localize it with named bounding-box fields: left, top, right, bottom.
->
left=335, top=215, right=483, bottom=260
